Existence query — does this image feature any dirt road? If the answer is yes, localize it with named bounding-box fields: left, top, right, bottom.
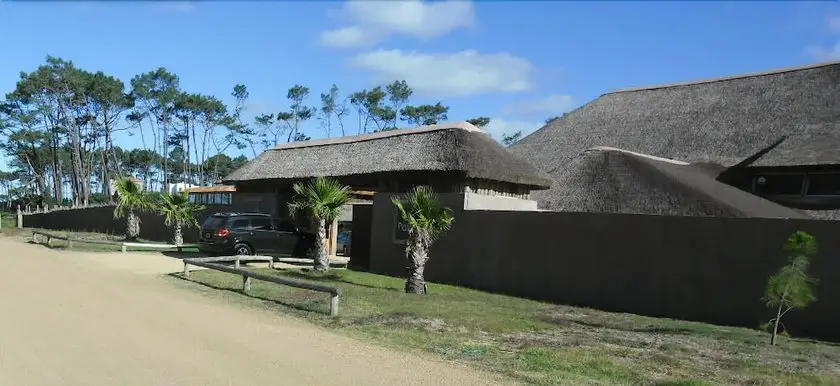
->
left=0, top=237, right=508, bottom=385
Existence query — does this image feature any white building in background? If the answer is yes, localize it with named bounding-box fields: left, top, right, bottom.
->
left=167, top=182, right=198, bottom=195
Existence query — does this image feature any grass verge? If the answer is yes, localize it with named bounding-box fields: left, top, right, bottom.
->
left=0, top=226, right=199, bottom=253
left=171, top=268, right=840, bottom=385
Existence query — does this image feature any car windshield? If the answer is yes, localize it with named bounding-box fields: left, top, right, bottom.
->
left=202, top=216, right=227, bottom=228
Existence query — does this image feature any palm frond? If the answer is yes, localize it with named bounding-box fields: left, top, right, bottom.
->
left=155, top=191, right=205, bottom=229
left=288, top=176, right=352, bottom=222
left=392, top=185, right=454, bottom=241
left=113, top=177, right=151, bottom=219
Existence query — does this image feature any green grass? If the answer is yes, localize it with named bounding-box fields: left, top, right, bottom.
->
left=0, top=211, right=16, bottom=228
left=172, top=268, right=840, bottom=385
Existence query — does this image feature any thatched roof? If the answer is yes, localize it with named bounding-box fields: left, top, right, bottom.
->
left=510, top=60, right=840, bottom=215
left=747, top=132, right=840, bottom=167
left=224, top=122, right=552, bottom=189
left=512, top=60, right=840, bottom=172
left=545, top=147, right=809, bottom=219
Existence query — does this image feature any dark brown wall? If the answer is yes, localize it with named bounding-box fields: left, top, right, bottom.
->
left=350, top=204, right=373, bottom=269
left=370, top=195, right=840, bottom=341
left=23, top=205, right=230, bottom=243
left=370, top=193, right=465, bottom=275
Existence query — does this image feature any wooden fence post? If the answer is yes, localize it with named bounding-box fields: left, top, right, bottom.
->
left=121, top=244, right=127, bottom=253
left=242, top=276, right=251, bottom=292
left=32, top=232, right=38, bottom=243
left=183, top=261, right=190, bottom=277
left=17, top=206, right=22, bottom=229
left=330, top=293, right=340, bottom=317
left=234, top=256, right=240, bottom=269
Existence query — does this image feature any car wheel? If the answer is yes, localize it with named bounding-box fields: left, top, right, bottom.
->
left=234, top=243, right=253, bottom=256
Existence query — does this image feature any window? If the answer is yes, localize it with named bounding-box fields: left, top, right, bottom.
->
left=202, top=215, right=226, bottom=228
left=222, top=193, right=232, bottom=205
left=229, top=219, right=249, bottom=231
left=754, top=174, right=804, bottom=196
left=807, top=173, right=840, bottom=196
left=188, top=193, right=197, bottom=204
left=274, top=219, right=297, bottom=232
left=250, top=217, right=272, bottom=230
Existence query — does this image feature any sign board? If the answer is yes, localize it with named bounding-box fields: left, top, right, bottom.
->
left=392, top=212, right=410, bottom=243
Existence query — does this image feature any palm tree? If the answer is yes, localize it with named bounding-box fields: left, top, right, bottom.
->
left=392, top=186, right=454, bottom=294
left=288, top=177, right=351, bottom=272
left=156, top=192, right=205, bottom=246
left=113, top=176, right=151, bottom=241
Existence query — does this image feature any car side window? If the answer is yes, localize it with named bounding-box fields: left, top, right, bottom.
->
left=229, top=219, right=249, bottom=231
left=273, top=219, right=297, bottom=232
left=250, top=217, right=272, bottom=231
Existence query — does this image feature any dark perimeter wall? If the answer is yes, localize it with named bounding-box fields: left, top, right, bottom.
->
left=22, top=205, right=231, bottom=243
left=369, top=193, right=840, bottom=342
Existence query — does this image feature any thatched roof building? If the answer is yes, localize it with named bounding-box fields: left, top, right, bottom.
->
left=225, top=122, right=552, bottom=192
left=549, top=147, right=808, bottom=218
left=511, top=60, right=840, bottom=219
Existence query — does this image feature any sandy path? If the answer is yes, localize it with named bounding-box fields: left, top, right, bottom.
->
left=0, top=237, right=510, bottom=385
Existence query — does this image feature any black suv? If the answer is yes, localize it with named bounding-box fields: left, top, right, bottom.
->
left=198, top=213, right=315, bottom=257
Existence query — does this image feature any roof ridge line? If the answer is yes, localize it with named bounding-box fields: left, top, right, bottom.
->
left=605, top=60, right=840, bottom=95
left=270, top=121, right=485, bottom=151
left=586, top=146, right=690, bottom=165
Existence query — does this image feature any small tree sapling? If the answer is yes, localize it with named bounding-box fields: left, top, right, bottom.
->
left=764, top=231, right=818, bottom=346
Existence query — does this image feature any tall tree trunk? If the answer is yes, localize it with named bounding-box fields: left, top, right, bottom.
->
left=405, top=233, right=429, bottom=294
left=162, top=115, right=169, bottom=193
left=51, top=140, right=63, bottom=202
left=173, top=221, right=183, bottom=246
left=313, top=217, right=329, bottom=272
left=69, top=123, right=85, bottom=207
left=126, top=211, right=140, bottom=241
left=36, top=175, right=47, bottom=199
left=100, top=149, right=111, bottom=198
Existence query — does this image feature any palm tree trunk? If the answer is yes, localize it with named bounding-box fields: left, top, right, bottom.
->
left=126, top=211, right=139, bottom=241
left=405, top=233, right=428, bottom=294
left=174, top=221, right=183, bottom=246
left=313, top=217, right=329, bottom=272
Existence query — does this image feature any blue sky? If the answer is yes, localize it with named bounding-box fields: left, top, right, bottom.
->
left=1, top=0, right=839, bottom=161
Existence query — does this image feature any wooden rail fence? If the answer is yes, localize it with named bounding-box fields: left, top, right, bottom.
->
left=182, top=256, right=341, bottom=316
left=31, top=230, right=197, bottom=252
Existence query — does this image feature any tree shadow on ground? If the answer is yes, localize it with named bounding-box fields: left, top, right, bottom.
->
left=167, top=273, right=329, bottom=315
left=537, top=313, right=697, bottom=336
left=281, top=269, right=400, bottom=292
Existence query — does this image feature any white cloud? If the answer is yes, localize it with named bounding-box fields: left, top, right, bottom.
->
left=351, top=49, right=533, bottom=97
left=501, top=94, right=575, bottom=117
left=806, top=42, right=840, bottom=61
left=319, top=27, right=371, bottom=48
left=481, top=118, right=545, bottom=142
left=319, top=0, right=476, bottom=49
left=806, top=16, right=840, bottom=62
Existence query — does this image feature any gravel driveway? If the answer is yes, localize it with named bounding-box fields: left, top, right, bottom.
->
left=0, top=236, right=507, bottom=385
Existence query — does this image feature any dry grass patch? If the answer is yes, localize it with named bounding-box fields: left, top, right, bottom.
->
left=171, top=267, right=840, bottom=385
